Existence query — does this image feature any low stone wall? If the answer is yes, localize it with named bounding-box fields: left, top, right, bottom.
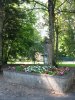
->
left=3, top=70, right=74, bottom=94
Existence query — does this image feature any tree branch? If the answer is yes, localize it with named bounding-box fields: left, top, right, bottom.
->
left=55, top=0, right=67, bottom=11
left=30, top=0, right=48, bottom=9
left=58, top=10, right=75, bottom=13
left=26, top=7, right=47, bottom=11
left=54, top=0, right=56, bottom=9
left=24, top=0, right=48, bottom=13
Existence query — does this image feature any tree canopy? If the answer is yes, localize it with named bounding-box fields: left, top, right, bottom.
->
left=0, top=0, right=75, bottom=65
left=2, top=1, right=43, bottom=63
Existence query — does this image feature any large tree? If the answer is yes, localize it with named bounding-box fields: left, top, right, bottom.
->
left=3, top=2, right=43, bottom=64
left=55, top=0, right=75, bottom=60
left=0, top=0, right=75, bottom=67
left=0, top=0, right=42, bottom=65
left=26, top=0, right=56, bottom=65
left=0, top=0, right=5, bottom=71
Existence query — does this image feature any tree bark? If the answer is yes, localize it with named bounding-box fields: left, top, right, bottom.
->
left=0, top=9, right=4, bottom=71
left=55, top=24, right=59, bottom=61
left=48, top=0, right=55, bottom=66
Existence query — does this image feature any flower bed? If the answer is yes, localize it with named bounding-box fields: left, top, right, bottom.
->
left=8, top=65, right=70, bottom=76
left=3, top=65, right=74, bottom=94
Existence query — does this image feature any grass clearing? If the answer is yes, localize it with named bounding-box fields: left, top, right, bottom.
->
left=58, top=63, right=75, bottom=67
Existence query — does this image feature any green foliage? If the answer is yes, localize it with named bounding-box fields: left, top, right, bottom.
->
left=2, top=0, right=75, bottom=64
left=58, top=13, right=75, bottom=58
left=3, top=2, right=43, bottom=63
left=15, top=66, right=24, bottom=71
left=24, top=65, right=53, bottom=74
left=48, top=71, right=56, bottom=75
left=54, top=0, right=75, bottom=59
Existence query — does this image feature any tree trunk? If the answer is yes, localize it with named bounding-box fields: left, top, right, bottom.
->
left=55, top=25, right=59, bottom=61
left=0, top=9, right=4, bottom=71
left=48, top=0, right=55, bottom=66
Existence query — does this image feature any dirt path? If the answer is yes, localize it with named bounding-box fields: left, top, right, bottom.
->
left=0, top=74, right=75, bottom=100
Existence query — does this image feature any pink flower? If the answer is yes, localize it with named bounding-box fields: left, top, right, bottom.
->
left=59, top=71, right=64, bottom=75
left=65, top=67, right=70, bottom=71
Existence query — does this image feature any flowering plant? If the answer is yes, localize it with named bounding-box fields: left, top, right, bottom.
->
left=24, top=65, right=70, bottom=76
left=56, top=67, right=70, bottom=76
left=8, top=65, right=70, bottom=76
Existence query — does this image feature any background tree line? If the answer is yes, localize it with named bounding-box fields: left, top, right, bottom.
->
left=0, top=0, right=75, bottom=66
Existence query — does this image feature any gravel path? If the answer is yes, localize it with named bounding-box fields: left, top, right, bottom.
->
left=0, top=74, right=75, bottom=100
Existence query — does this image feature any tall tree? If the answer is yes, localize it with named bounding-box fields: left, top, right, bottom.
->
left=3, top=3, right=43, bottom=63
left=47, top=0, right=56, bottom=65
left=28, top=0, right=56, bottom=65
left=0, top=0, right=34, bottom=67
left=0, top=1, right=5, bottom=71
left=56, top=0, right=75, bottom=59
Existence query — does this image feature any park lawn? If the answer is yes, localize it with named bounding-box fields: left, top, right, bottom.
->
left=58, top=63, right=75, bottom=67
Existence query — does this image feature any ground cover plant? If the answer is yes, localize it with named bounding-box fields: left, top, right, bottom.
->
left=8, top=65, right=70, bottom=76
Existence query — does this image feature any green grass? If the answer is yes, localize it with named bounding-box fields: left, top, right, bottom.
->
left=58, top=64, right=75, bottom=67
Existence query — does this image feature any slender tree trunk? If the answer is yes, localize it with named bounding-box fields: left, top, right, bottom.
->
left=55, top=25, right=59, bottom=61
left=48, top=0, right=55, bottom=66
left=0, top=9, right=4, bottom=71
